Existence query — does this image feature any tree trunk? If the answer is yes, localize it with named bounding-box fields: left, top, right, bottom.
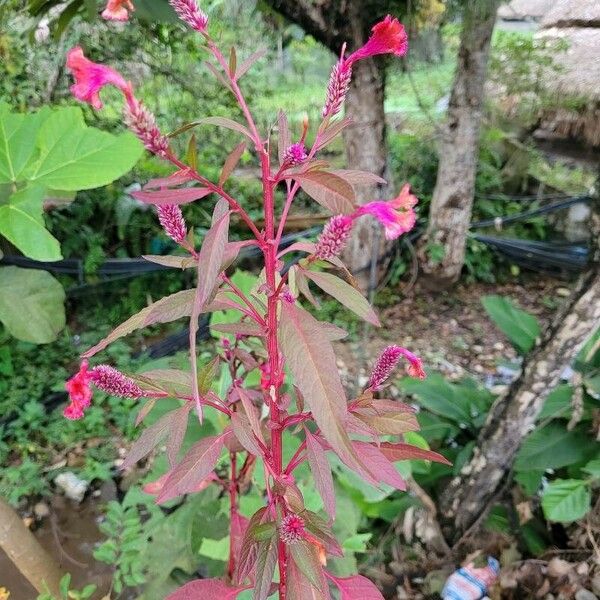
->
left=440, top=203, right=600, bottom=541
left=419, top=1, right=500, bottom=289
left=342, top=57, right=391, bottom=290
left=0, top=497, right=64, bottom=595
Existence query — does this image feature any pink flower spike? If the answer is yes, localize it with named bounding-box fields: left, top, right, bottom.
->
left=89, top=365, right=146, bottom=399
left=124, top=99, right=170, bottom=156
left=157, top=204, right=187, bottom=243
left=169, top=0, right=209, bottom=32
left=66, top=47, right=130, bottom=110
left=280, top=514, right=305, bottom=544
left=64, top=360, right=93, bottom=420
left=347, top=15, right=408, bottom=65
left=102, top=0, right=135, bottom=21
left=368, top=345, right=425, bottom=390
left=315, top=215, right=354, bottom=260
left=354, top=184, right=417, bottom=240
left=322, top=58, right=352, bottom=118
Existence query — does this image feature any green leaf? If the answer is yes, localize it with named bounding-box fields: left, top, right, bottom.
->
left=0, top=103, right=51, bottom=184
left=582, top=458, right=600, bottom=480
left=27, top=107, right=143, bottom=190
left=481, top=295, right=540, bottom=354
left=289, top=540, right=325, bottom=591
left=538, top=385, right=573, bottom=421
left=0, top=267, right=65, bottom=343
left=541, top=479, right=591, bottom=523
left=515, top=422, right=591, bottom=472
left=0, top=187, right=62, bottom=261
left=399, top=373, right=472, bottom=424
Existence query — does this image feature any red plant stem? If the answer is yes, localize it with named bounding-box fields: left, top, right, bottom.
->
left=260, top=150, right=288, bottom=599
left=180, top=394, right=231, bottom=416
left=227, top=452, right=238, bottom=580
left=284, top=441, right=307, bottom=475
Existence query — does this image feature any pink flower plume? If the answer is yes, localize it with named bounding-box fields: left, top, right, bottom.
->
left=354, top=184, right=417, bottom=240
left=368, top=345, right=425, bottom=390
left=64, top=361, right=93, bottom=420
left=347, top=15, right=408, bottom=65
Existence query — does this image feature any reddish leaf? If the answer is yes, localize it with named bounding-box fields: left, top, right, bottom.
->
left=166, top=579, right=245, bottom=600
left=302, top=511, right=343, bottom=558
left=328, top=574, right=384, bottom=600
left=330, top=170, right=386, bottom=188
left=303, top=270, right=380, bottom=326
left=320, top=322, right=349, bottom=341
left=236, top=48, right=267, bottom=79
left=287, top=558, right=330, bottom=600
left=289, top=540, right=326, bottom=592
left=295, top=267, right=320, bottom=309
left=277, top=110, right=291, bottom=166
left=210, top=321, right=264, bottom=337
left=190, top=211, right=230, bottom=419
left=157, top=431, right=229, bottom=503
left=132, top=369, right=193, bottom=397
left=199, top=116, right=253, bottom=140
left=351, top=442, right=407, bottom=491
left=231, top=411, right=262, bottom=456
left=253, top=530, right=278, bottom=600
left=316, top=117, right=352, bottom=151
left=236, top=507, right=267, bottom=585
left=82, top=289, right=196, bottom=358
left=279, top=303, right=370, bottom=480
left=219, top=142, right=246, bottom=186
left=354, top=409, right=419, bottom=435
left=142, top=255, right=196, bottom=269
left=297, top=171, right=356, bottom=214
left=167, top=404, right=191, bottom=466
left=237, top=387, right=265, bottom=445
left=305, top=429, right=336, bottom=519
left=379, top=442, right=451, bottom=465
left=144, top=170, right=195, bottom=189
left=122, top=409, right=179, bottom=470
left=135, top=398, right=157, bottom=426
left=131, top=187, right=212, bottom=206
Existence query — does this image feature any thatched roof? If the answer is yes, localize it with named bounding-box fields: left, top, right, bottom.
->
left=498, top=0, right=554, bottom=21
left=541, top=0, right=600, bottom=28
left=537, top=27, right=600, bottom=100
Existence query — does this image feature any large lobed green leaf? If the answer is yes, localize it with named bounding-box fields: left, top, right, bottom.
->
left=0, top=266, right=65, bottom=343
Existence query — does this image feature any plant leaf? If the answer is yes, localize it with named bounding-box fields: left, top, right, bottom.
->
left=166, top=579, right=245, bottom=600
left=305, top=429, right=336, bottom=519
left=82, top=289, right=196, bottom=358
left=0, top=266, right=65, bottom=344
left=279, top=303, right=369, bottom=479
left=379, top=442, right=451, bottom=465
left=289, top=541, right=325, bottom=591
left=190, top=211, right=230, bottom=419
left=252, top=530, right=278, bottom=600
left=286, top=558, right=328, bottom=600
left=329, top=574, right=384, bottom=600
left=231, top=411, right=262, bottom=456
left=236, top=48, right=267, bottom=79
left=296, top=171, right=355, bottom=214
left=157, top=431, right=229, bottom=503
left=481, top=295, right=540, bottom=354
left=131, top=187, right=212, bottom=206
left=303, top=269, right=379, bottom=326
left=541, top=479, right=591, bottom=523
left=351, top=442, right=407, bottom=491
left=219, top=142, right=246, bottom=187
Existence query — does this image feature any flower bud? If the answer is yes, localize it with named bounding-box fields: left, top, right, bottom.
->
left=280, top=514, right=305, bottom=544
left=368, top=345, right=425, bottom=390
left=322, top=58, right=352, bottom=118
left=124, top=100, right=170, bottom=157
